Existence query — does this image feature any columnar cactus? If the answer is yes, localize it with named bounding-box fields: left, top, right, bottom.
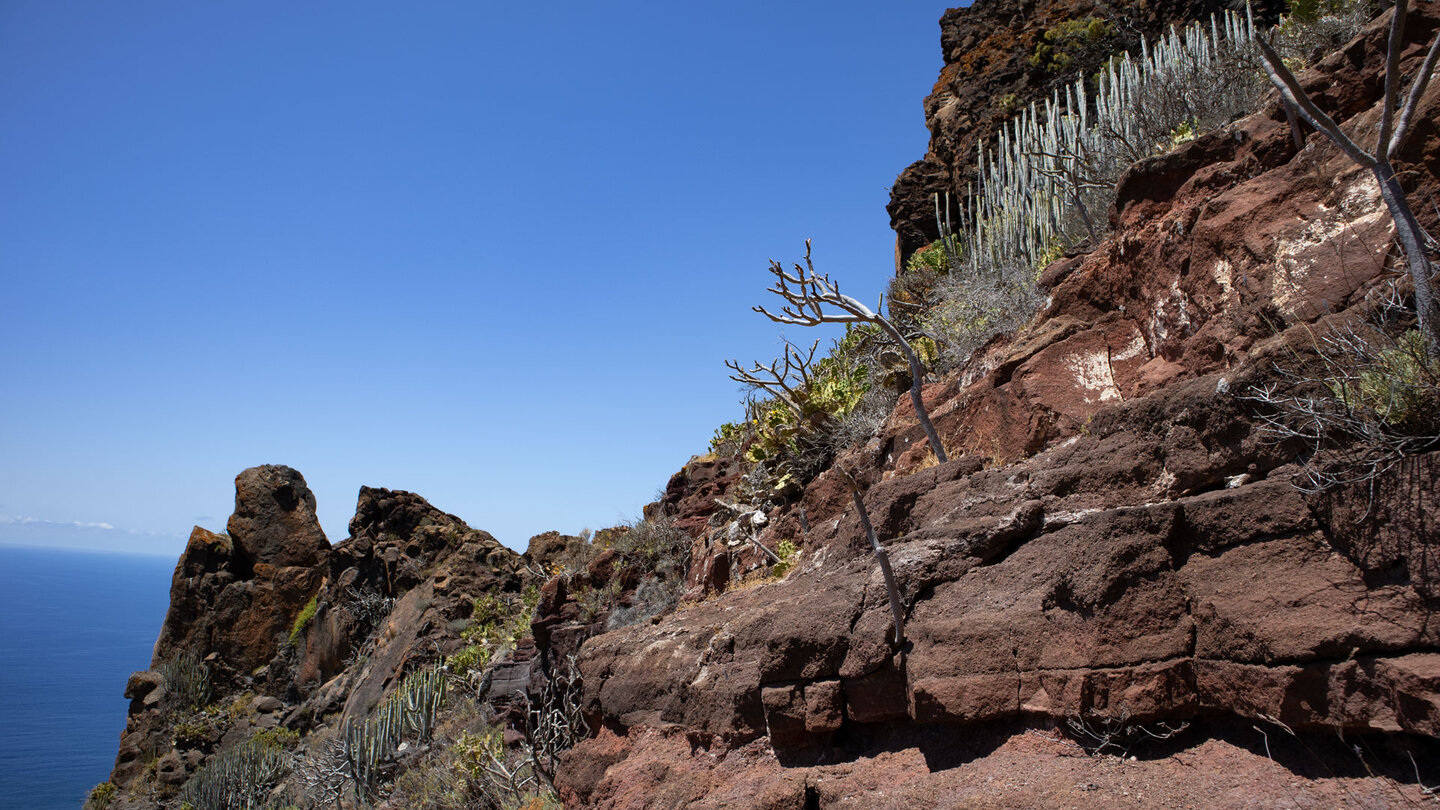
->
left=340, top=662, right=449, bottom=801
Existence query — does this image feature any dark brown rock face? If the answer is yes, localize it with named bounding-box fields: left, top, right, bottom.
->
left=292, top=486, right=525, bottom=718
left=109, top=471, right=531, bottom=803
left=227, top=464, right=330, bottom=570
left=152, top=466, right=328, bottom=675
left=886, top=0, right=1286, bottom=262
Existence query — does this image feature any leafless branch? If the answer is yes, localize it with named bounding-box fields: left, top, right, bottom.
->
left=754, top=241, right=948, bottom=463
left=522, top=655, right=588, bottom=793
left=1255, top=2, right=1440, bottom=359
left=725, top=339, right=822, bottom=423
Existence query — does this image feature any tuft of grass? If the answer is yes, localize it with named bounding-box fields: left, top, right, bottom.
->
left=84, top=782, right=117, bottom=810
left=289, top=594, right=319, bottom=645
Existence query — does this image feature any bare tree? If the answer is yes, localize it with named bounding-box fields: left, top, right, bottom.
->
left=755, top=241, right=949, bottom=463
left=725, top=339, right=825, bottom=429
left=1255, top=0, right=1440, bottom=360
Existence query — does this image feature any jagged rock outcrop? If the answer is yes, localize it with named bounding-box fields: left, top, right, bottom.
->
left=558, top=7, right=1440, bottom=807
left=153, top=465, right=330, bottom=678
left=106, top=468, right=534, bottom=805
left=101, top=4, right=1440, bottom=807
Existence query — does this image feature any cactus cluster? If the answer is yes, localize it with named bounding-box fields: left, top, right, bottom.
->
left=926, top=9, right=1266, bottom=363
left=963, top=9, right=1259, bottom=280
left=177, top=739, right=287, bottom=810
left=158, top=650, right=212, bottom=710
left=341, top=662, right=448, bottom=800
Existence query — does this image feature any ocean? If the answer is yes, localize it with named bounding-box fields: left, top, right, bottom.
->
left=0, top=546, right=174, bottom=810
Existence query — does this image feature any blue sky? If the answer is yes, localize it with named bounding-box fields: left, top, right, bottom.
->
left=1, top=1, right=958, bottom=555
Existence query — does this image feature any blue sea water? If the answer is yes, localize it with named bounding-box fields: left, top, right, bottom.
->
left=0, top=546, right=174, bottom=810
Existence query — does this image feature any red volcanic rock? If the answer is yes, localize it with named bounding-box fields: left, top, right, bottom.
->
left=562, top=10, right=1440, bottom=806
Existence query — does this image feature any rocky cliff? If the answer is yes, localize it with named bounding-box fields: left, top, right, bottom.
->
left=560, top=4, right=1440, bottom=806
left=99, top=3, right=1440, bottom=808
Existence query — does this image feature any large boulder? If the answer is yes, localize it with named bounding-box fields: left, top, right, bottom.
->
left=227, top=465, right=330, bottom=570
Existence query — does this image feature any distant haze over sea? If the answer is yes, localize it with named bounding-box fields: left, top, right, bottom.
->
left=0, top=517, right=188, bottom=558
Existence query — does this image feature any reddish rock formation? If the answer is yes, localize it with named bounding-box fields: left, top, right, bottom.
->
left=560, top=7, right=1440, bottom=807
left=107, top=470, right=533, bottom=802
left=102, top=4, right=1440, bottom=807
left=152, top=465, right=330, bottom=678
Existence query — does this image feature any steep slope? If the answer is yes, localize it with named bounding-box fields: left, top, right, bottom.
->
left=557, top=6, right=1440, bottom=807
left=103, top=466, right=542, bottom=805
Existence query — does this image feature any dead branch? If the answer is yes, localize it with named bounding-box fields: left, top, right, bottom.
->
left=1255, top=2, right=1440, bottom=360
left=755, top=240, right=948, bottom=463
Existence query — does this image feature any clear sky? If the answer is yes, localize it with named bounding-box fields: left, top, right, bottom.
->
left=1, top=1, right=960, bottom=556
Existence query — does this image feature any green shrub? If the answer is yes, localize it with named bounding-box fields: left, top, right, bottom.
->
left=771, top=539, right=800, bottom=578
left=708, top=421, right=748, bottom=455
left=738, top=324, right=891, bottom=485
left=1332, top=329, right=1440, bottom=434
left=250, top=726, right=299, bottom=750
left=84, top=782, right=117, bottom=810
left=1029, top=17, right=1118, bottom=73
left=289, top=594, right=319, bottom=645
left=173, top=720, right=210, bottom=749
left=446, top=643, right=491, bottom=675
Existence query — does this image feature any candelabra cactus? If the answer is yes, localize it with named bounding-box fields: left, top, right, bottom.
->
left=962, top=9, right=1260, bottom=285
left=157, top=650, right=212, bottom=710
left=340, top=662, right=448, bottom=801
left=177, top=739, right=287, bottom=810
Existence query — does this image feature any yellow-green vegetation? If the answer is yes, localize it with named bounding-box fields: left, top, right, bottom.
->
left=1033, top=238, right=1066, bottom=275
left=173, top=720, right=209, bottom=748
left=994, top=92, right=1023, bottom=115
left=905, top=237, right=960, bottom=277
left=771, top=539, right=800, bottom=578
left=289, top=593, right=319, bottom=645
left=447, top=587, right=541, bottom=675
left=452, top=727, right=506, bottom=787
left=249, top=726, right=299, bottom=750
left=744, top=325, right=882, bottom=466
left=1333, top=329, right=1440, bottom=433
left=84, top=782, right=117, bottom=810
left=1029, top=17, right=1117, bottom=73
left=1168, top=119, right=1198, bottom=146
left=448, top=728, right=562, bottom=810
left=708, top=420, right=747, bottom=455
left=224, top=691, right=253, bottom=721
left=446, top=643, right=491, bottom=675
left=1286, top=0, right=1364, bottom=23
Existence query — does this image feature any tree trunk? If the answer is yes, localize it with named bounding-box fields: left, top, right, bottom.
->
left=1374, top=160, right=1440, bottom=363
left=852, top=490, right=905, bottom=646
left=878, top=320, right=949, bottom=463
